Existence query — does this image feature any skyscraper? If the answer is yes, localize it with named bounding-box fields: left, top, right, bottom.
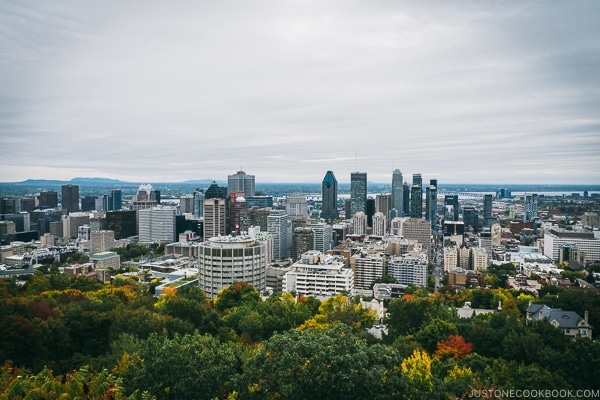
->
left=61, top=184, right=80, bottom=214
left=392, top=169, right=404, bottom=217
left=350, top=172, right=367, bottom=216
left=137, top=206, right=176, bottom=243
left=524, top=194, right=538, bottom=222
left=425, top=179, right=438, bottom=229
left=268, top=209, right=291, bottom=260
left=410, top=175, right=422, bottom=219
left=227, top=170, right=255, bottom=197
left=444, top=195, right=460, bottom=222
left=403, top=182, right=411, bottom=216
left=483, top=194, right=494, bottom=227
left=321, top=170, right=338, bottom=221
left=111, top=189, right=122, bottom=211
left=203, top=198, right=227, bottom=240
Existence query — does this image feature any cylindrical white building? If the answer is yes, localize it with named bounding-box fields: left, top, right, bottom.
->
left=197, top=235, right=268, bottom=298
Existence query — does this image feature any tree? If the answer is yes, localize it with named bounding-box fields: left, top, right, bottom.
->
left=116, top=332, right=239, bottom=400
left=433, top=335, right=473, bottom=360
left=235, top=324, right=402, bottom=399
left=214, top=282, right=261, bottom=313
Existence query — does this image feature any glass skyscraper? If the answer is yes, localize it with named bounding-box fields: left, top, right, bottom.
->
left=392, top=169, right=403, bottom=217
left=350, top=172, right=367, bottom=217
left=321, top=170, right=338, bottom=220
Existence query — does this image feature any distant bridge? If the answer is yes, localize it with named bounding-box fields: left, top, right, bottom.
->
left=438, top=191, right=487, bottom=199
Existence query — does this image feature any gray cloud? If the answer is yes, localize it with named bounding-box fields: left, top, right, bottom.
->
left=1, top=1, right=599, bottom=184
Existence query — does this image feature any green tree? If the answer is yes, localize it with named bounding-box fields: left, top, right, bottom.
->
left=116, top=332, right=239, bottom=400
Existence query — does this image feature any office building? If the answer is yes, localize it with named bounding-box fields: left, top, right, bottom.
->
left=61, top=185, right=80, bottom=214
left=268, top=209, right=290, bottom=260
left=524, top=194, right=538, bottom=222
left=444, top=195, right=459, bottom=222
left=193, top=189, right=205, bottom=218
left=462, top=206, right=479, bottom=231
left=197, top=235, right=267, bottom=298
left=425, top=180, right=437, bottom=229
left=392, top=169, right=404, bottom=217
left=410, top=174, right=422, bottom=218
left=180, top=195, right=194, bottom=214
left=19, top=198, right=35, bottom=213
left=471, top=247, right=488, bottom=271
left=375, top=194, right=391, bottom=221
left=286, top=195, right=309, bottom=220
left=90, top=251, right=120, bottom=270
left=132, top=184, right=158, bottom=210
left=81, top=196, right=97, bottom=212
left=110, top=189, right=122, bottom=211
left=350, top=172, right=367, bottom=216
left=282, top=251, right=354, bottom=298
left=483, top=194, right=494, bottom=227
left=321, top=170, right=338, bottom=221
left=106, top=210, right=137, bottom=239
left=62, top=212, right=89, bottom=239
left=292, top=227, right=314, bottom=261
left=90, top=230, right=115, bottom=255
left=229, top=192, right=247, bottom=235
left=402, top=218, right=432, bottom=256
left=443, top=246, right=458, bottom=271
left=39, top=191, right=58, bottom=209
left=203, top=198, right=227, bottom=240
left=246, top=196, right=273, bottom=209
left=138, top=207, right=176, bottom=243
left=543, top=229, right=600, bottom=262
left=307, top=221, right=333, bottom=254
left=240, top=207, right=270, bottom=233
left=403, top=182, right=411, bottom=216
left=228, top=170, right=255, bottom=197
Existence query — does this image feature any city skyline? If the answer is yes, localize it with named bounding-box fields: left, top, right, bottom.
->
left=1, top=2, right=599, bottom=184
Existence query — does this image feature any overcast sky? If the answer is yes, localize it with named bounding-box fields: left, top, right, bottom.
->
left=1, top=1, right=599, bottom=184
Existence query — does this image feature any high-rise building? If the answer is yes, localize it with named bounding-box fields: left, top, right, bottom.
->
left=90, top=230, right=115, bottom=255
left=227, top=170, right=255, bottom=197
left=321, top=170, right=338, bottom=221
left=229, top=193, right=247, bottom=235
left=462, top=206, right=479, bottom=231
left=372, top=212, right=387, bottom=237
left=110, top=189, right=122, bottom=211
left=403, top=182, right=411, bottom=216
left=193, top=189, right=205, bottom=218
left=106, top=210, right=137, bottom=240
left=524, top=194, right=538, bottom=222
left=292, top=227, right=314, bottom=261
left=366, top=198, right=375, bottom=227
left=444, top=195, right=460, bottom=222
left=375, top=194, right=391, bottom=220
left=19, top=198, right=35, bottom=213
left=240, top=207, right=271, bottom=232
left=138, top=207, right=176, bottom=243
left=410, top=185, right=422, bottom=219
left=392, top=169, right=404, bottom=217
left=132, top=184, right=158, bottom=211
left=81, top=196, right=96, bottom=212
left=204, top=181, right=228, bottom=200
left=203, top=198, right=227, bottom=240
left=483, top=194, right=494, bottom=227
left=286, top=195, right=309, bottom=221
left=352, top=212, right=368, bottom=236
left=197, top=235, right=267, bottom=298
left=388, top=250, right=428, bottom=287
left=38, top=191, right=58, bottom=209
left=402, top=218, right=432, bottom=256
left=425, top=180, right=437, bottom=229
left=307, top=221, right=333, bottom=254
left=268, top=209, right=290, bottom=260
left=351, top=249, right=386, bottom=290
left=350, top=172, right=367, bottom=216
left=180, top=195, right=194, bottom=214
left=61, top=185, right=80, bottom=214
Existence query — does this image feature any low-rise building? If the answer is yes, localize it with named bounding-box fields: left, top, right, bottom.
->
left=526, top=303, right=592, bottom=340
left=282, top=250, right=353, bottom=298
